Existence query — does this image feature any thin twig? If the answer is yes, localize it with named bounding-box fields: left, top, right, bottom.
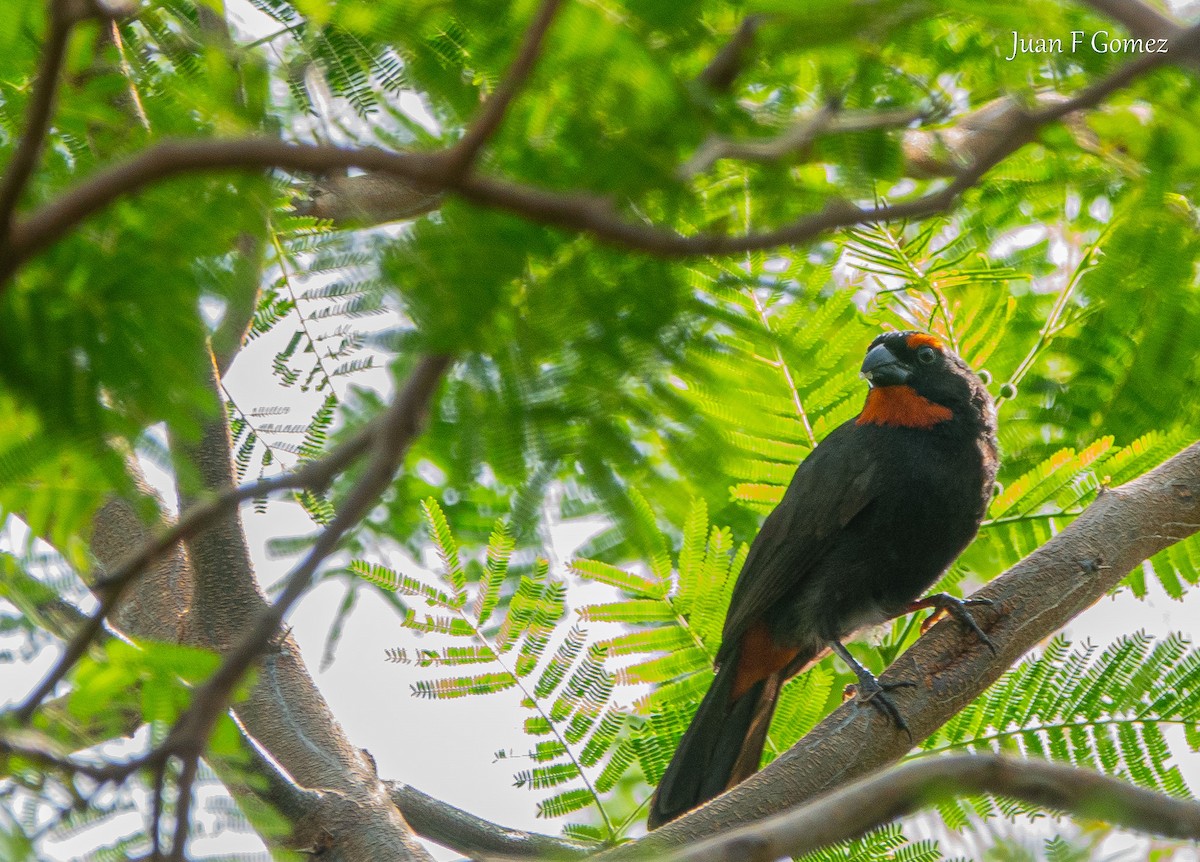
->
left=996, top=223, right=1111, bottom=408
left=0, top=0, right=74, bottom=236
left=167, top=753, right=200, bottom=862
left=442, top=0, right=563, bottom=178
left=981, top=509, right=1083, bottom=528
left=740, top=184, right=817, bottom=449
left=107, top=18, right=150, bottom=131
left=662, top=755, right=1200, bottom=862
left=268, top=221, right=339, bottom=393
left=681, top=106, right=924, bottom=178
left=0, top=732, right=125, bottom=782
left=754, top=294, right=816, bottom=449
left=452, top=600, right=616, bottom=837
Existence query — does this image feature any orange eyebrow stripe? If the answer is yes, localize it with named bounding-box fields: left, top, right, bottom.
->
left=856, top=386, right=953, bottom=429
left=906, top=333, right=944, bottom=351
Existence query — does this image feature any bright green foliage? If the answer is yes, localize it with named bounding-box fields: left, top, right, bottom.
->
left=2, top=0, right=1200, bottom=856
left=797, top=824, right=947, bottom=862
left=356, top=500, right=634, bottom=833
left=919, top=633, right=1200, bottom=829
left=964, top=432, right=1200, bottom=600
left=65, top=639, right=250, bottom=757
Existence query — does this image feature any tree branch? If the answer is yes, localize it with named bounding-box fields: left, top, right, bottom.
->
left=212, top=233, right=265, bottom=376
left=696, top=14, right=765, bottom=93
left=152, top=355, right=450, bottom=854
left=387, top=781, right=596, bottom=861
left=681, top=105, right=925, bottom=178
left=0, top=0, right=75, bottom=236
left=172, top=349, right=275, bottom=657
left=1083, top=0, right=1184, bottom=41
left=442, top=0, right=563, bottom=178
left=4, top=22, right=1197, bottom=279
left=12, top=383, right=389, bottom=722
left=177, top=353, right=450, bottom=715
left=0, top=729, right=129, bottom=783
left=602, top=439, right=1200, bottom=857
left=665, top=755, right=1200, bottom=862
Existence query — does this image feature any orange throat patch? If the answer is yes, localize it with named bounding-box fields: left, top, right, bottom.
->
left=856, top=385, right=953, bottom=429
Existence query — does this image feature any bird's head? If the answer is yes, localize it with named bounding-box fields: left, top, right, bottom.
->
left=857, top=332, right=995, bottom=432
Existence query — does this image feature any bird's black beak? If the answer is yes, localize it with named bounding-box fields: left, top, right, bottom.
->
left=861, top=344, right=912, bottom=387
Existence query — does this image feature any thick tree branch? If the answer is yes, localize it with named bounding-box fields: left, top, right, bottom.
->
left=1083, top=0, right=1184, bottom=41
left=13, top=382, right=388, bottom=722
left=176, top=354, right=450, bottom=720
left=665, top=755, right=1200, bottom=862
left=604, top=440, right=1200, bottom=857
left=151, top=355, right=450, bottom=856
left=171, top=350, right=272, bottom=656
left=21, top=355, right=452, bottom=860
left=387, top=781, right=596, bottom=861
left=212, top=233, right=265, bottom=376
left=4, top=22, right=1197, bottom=280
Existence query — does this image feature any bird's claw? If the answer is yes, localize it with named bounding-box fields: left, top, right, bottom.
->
left=845, top=675, right=916, bottom=742
left=917, top=593, right=997, bottom=655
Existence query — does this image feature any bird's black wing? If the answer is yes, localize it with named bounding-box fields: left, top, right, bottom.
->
left=716, top=418, right=879, bottom=664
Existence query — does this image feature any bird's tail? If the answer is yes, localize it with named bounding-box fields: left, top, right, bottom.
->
left=647, top=657, right=784, bottom=829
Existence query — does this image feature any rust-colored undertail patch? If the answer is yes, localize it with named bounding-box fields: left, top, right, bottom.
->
left=905, top=332, right=944, bottom=351
left=732, top=623, right=800, bottom=701
left=856, top=385, right=953, bottom=430
left=726, top=673, right=782, bottom=789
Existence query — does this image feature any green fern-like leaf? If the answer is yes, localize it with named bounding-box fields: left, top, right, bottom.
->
left=421, top=498, right=466, bottom=603
left=411, top=671, right=517, bottom=699
left=474, top=519, right=514, bottom=626
left=918, top=633, right=1200, bottom=802
left=568, top=558, right=665, bottom=599
left=537, top=788, right=595, bottom=819
left=797, top=822, right=943, bottom=862
left=348, top=559, right=457, bottom=606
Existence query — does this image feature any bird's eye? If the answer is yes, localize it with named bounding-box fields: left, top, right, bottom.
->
left=917, top=346, right=937, bottom=365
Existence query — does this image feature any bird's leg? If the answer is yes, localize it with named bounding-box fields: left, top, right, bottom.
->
left=828, top=640, right=915, bottom=740
left=906, top=593, right=997, bottom=655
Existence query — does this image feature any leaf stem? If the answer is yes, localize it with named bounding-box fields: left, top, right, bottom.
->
left=450, top=583, right=616, bottom=837
left=268, top=221, right=339, bottom=395
left=997, top=222, right=1113, bottom=408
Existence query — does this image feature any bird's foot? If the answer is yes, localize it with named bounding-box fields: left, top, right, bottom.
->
left=829, top=640, right=915, bottom=741
left=843, top=674, right=917, bottom=741
left=910, top=593, right=997, bottom=655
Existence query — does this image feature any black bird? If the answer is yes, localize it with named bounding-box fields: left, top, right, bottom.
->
left=647, top=331, right=999, bottom=828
